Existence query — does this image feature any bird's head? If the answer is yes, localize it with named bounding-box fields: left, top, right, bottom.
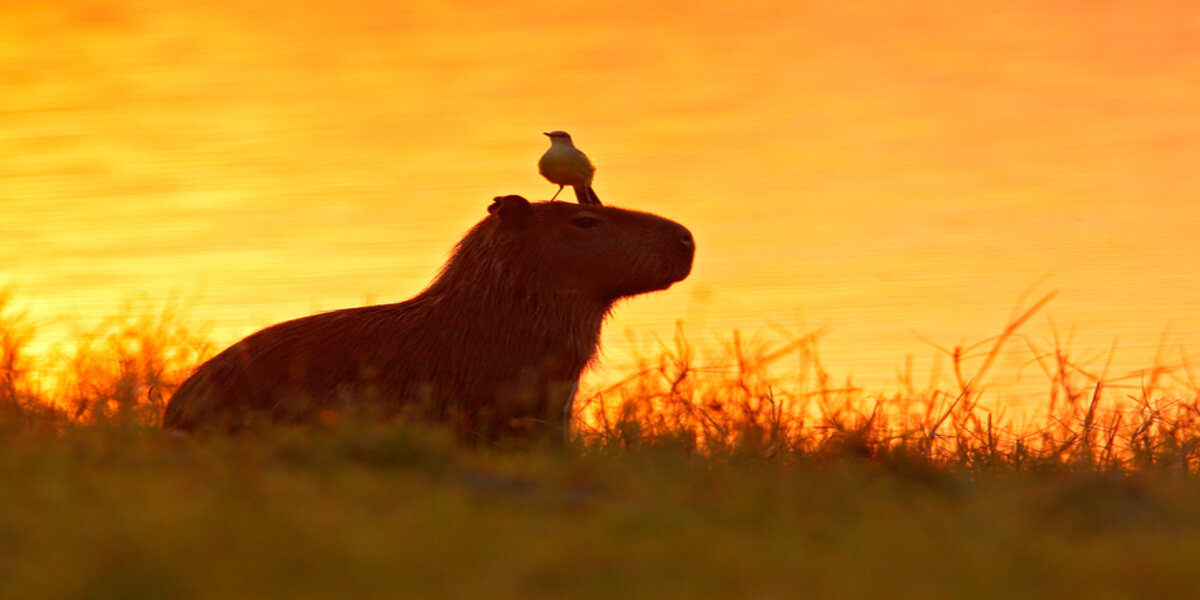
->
left=543, top=131, right=574, bottom=145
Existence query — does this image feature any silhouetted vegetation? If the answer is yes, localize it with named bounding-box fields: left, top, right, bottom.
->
left=3, top=294, right=1200, bottom=598
left=6, top=292, right=1198, bottom=469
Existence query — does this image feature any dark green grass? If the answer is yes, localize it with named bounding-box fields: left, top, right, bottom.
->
left=3, top=293, right=1200, bottom=599
left=5, top=423, right=1200, bottom=599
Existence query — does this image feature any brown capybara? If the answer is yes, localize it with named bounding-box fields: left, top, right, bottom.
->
left=163, top=195, right=694, bottom=441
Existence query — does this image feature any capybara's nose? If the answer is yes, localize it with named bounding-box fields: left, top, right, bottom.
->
left=679, top=229, right=694, bottom=249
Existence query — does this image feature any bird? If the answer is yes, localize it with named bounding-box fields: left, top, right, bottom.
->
left=538, top=131, right=601, bottom=205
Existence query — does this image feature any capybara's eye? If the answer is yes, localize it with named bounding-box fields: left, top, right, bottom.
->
left=569, top=214, right=604, bottom=229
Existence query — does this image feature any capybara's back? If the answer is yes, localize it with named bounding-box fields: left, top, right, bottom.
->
left=163, top=195, right=694, bottom=441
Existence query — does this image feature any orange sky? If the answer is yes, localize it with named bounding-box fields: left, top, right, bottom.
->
left=4, top=0, right=1200, bottom=405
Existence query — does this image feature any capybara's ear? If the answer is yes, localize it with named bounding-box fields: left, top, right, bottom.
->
left=488, top=195, right=532, bottom=226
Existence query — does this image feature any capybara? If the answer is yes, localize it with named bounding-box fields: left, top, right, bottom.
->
left=163, top=195, right=695, bottom=441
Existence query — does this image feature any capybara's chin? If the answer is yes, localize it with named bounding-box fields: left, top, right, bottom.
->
left=163, top=195, right=695, bottom=442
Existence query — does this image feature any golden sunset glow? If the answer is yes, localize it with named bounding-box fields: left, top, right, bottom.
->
left=4, top=0, right=1199, bottom=406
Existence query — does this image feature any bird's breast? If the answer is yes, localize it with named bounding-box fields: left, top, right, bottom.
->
left=538, top=147, right=594, bottom=186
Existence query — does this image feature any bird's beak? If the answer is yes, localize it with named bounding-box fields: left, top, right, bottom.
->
left=542, top=132, right=552, bottom=137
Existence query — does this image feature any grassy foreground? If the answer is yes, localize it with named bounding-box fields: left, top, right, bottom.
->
left=3, top=294, right=1200, bottom=598
left=4, top=423, right=1200, bottom=599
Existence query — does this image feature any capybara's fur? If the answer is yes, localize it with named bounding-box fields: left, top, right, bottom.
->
left=163, top=195, right=695, bottom=441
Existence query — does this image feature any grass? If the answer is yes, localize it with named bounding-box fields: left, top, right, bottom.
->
left=3, top=292, right=1200, bottom=599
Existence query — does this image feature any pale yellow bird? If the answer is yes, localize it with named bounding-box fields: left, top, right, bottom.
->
left=538, top=131, right=601, bottom=205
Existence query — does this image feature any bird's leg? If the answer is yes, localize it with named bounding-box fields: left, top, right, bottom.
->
left=549, top=185, right=564, bottom=201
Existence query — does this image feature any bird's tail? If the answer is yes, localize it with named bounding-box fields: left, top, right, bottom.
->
left=574, top=186, right=602, bottom=206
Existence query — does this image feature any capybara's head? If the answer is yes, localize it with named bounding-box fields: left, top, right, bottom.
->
left=435, top=196, right=694, bottom=305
